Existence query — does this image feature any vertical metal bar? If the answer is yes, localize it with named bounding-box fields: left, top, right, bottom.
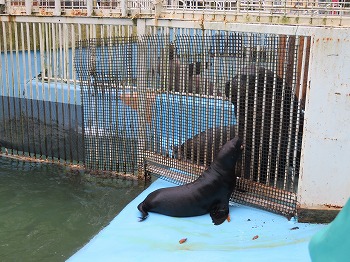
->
left=8, top=21, right=17, bottom=156
left=15, top=22, right=26, bottom=155
left=109, top=37, right=114, bottom=171
left=87, top=0, right=93, bottom=16
left=282, top=35, right=296, bottom=190
left=197, top=34, right=205, bottom=166
left=58, top=22, right=67, bottom=162
left=120, top=38, right=127, bottom=172
left=32, top=22, right=43, bottom=158
left=51, top=22, right=60, bottom=161
left=234, top=33, right=242, bottom=174
left=1, top=22, right=10, bottom=154
left=274, top=35, right=291, bottom=189
left=26, top=22, right=36, bottom=157
left=25, top=0, right=32, bottom=15
left=0, top=23, right=4, bottom=154
left=54, top=0, right=61, bottom=16
left=256, top=40, right=268, bottom=184
left=72, top=23, right=83, bottom=164
left=212, top=33, right=220, bottom=164
left=290, top=36, right=308, bottom=192
left=45, top=22, right=54, bottom=160
left=265, top=36, right=279, bottom=186
left=87, top=37, right=94, bottom=169
left=113, top=37, right=120, bottom=172
left=121, top=0, right=127, bottom=17
left=203, top=36, right=210, bottom=166
left=136, top=35, right=148, bottom=178
left=39, top=22, right=48, bottom=159
left=92, top=23, right=96, bottom=39
left=98, top=38, right=104, bottom=170
left=92, top=38, right=100, bottom=170
left=65, top=23, right=73, bottom=163
left=253, top=43, right=262, bottom=183
left=244, top=34, right=254, bottom=181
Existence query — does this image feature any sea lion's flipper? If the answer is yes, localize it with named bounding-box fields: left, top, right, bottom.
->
left=137, top=202, right=149, bottom=222
left=210, top=204, right=229, bottom=225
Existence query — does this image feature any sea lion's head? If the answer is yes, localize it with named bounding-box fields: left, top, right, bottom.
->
left=211, top=136, right=243, bottom=175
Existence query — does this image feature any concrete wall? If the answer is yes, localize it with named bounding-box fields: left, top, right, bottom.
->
left=298, top=28, right=350, bottom=209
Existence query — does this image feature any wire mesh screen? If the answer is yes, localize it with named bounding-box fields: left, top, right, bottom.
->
left=138, top=33, right=309, bottom=217
left=75, top=33, right=309, bottom=216
left=75, top=37, right=141, bottom=175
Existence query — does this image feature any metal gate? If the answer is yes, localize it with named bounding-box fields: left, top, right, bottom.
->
left=75, top=33, right=309, bottom=217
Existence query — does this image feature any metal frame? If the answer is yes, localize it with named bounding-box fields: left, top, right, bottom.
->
left=2, top=0, right=350, bottom=27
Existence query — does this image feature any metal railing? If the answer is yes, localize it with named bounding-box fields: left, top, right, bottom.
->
left=2, top=0, right=350, bottom=21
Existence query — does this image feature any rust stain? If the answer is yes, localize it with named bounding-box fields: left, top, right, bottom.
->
left=324, top=204, right=343, bottom=209
left=119, top=92, right=156, bottom=123
left=8, top=15, right=16, bottom=22
left=324, top=37, right=333, bottom=41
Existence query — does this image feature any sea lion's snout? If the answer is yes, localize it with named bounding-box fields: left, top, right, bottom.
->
left=230, top=137, right=243, bottom=151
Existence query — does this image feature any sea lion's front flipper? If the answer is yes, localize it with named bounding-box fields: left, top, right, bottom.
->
left=210, top=204, right=229, bottom=225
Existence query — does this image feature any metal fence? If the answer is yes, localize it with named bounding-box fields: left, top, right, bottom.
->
left=0, top=20, right=134, bottom=165
left=73, top=33, right=308, bottom=216
left=2, top=0, right=350, bottom=22
left=0, top=14, right=309, bottom=215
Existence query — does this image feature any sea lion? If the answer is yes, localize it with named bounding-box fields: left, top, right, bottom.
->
left=225, top=65, right=304, bottom=185
left=137, top=136, right=243, bottom=225
left=173, top=125, right=236, bottom=167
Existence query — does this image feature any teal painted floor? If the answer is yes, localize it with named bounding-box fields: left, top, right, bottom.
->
left=68, top=179, right=326, bottom=262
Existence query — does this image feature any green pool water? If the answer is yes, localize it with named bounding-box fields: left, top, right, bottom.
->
left=0, top=156, right=149, bottom=262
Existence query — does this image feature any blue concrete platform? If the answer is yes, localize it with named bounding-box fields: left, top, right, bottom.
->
left=68, top=179, right=326, bottom=262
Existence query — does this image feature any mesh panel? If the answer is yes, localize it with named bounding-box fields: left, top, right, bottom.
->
left=75, top=37, right=140, bottom=175
left=137, top=33, right=308, bottom=217
left=74, top=33, right=309, bottom=216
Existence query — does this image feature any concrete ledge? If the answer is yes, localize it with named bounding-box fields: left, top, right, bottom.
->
left=68, top=179, right=327, bottom=262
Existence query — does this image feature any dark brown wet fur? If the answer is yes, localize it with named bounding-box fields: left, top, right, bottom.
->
left=137, top=137, right=243, bottom=225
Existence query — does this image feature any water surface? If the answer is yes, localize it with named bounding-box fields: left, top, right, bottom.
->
left=0, top=156, right=149, bottom=261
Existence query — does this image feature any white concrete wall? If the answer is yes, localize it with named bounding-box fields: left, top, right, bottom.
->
left=298, top=28, right=350, bottom=209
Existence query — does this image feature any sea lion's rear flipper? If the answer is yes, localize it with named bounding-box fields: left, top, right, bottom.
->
left=137, top=202, right=149, bottom=222
left=210, top=204, right=229, bottom=225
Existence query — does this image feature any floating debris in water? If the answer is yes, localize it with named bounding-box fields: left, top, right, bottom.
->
left=227, top=214, right=231, bottom=222
left=290, top=227, right=299, bottom=230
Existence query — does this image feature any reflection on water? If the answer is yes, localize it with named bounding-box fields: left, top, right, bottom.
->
left=0, top=156, right=149, bottom=261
